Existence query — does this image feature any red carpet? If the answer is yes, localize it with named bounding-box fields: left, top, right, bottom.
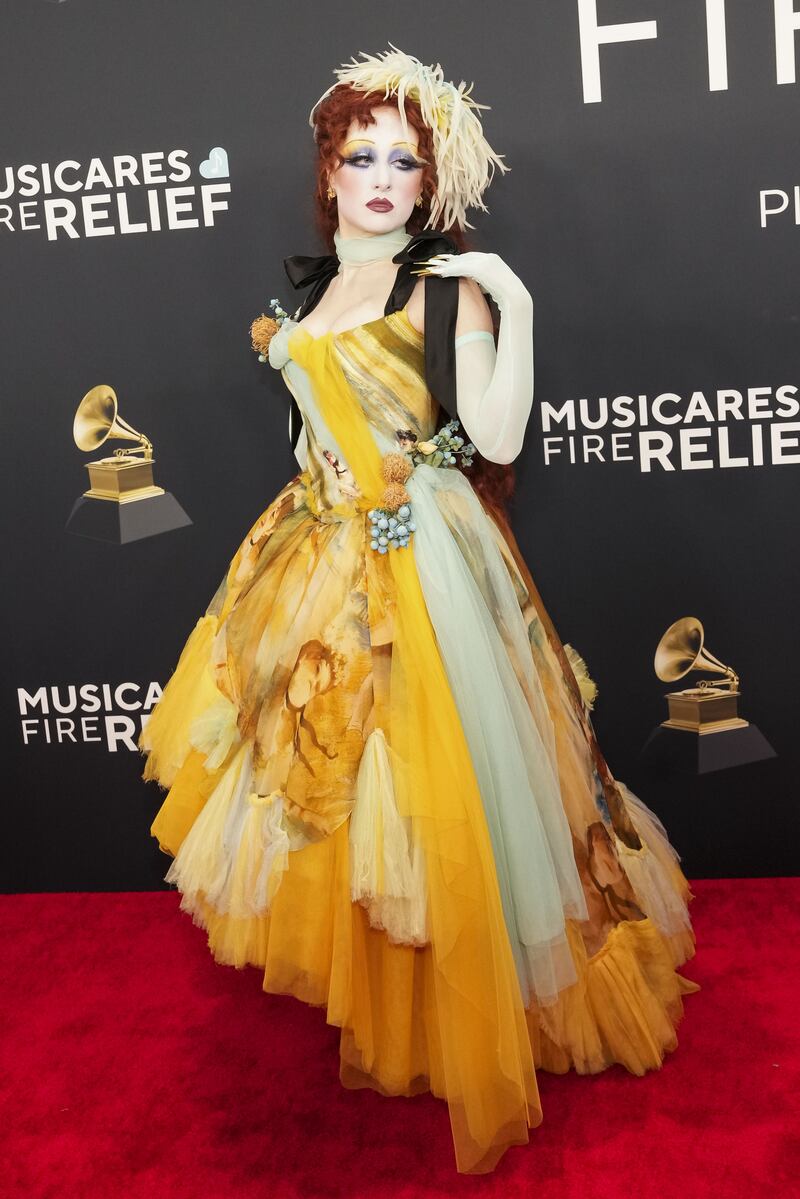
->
left=1, top=878, right=797, bottom=1198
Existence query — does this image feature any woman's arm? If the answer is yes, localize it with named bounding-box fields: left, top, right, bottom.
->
left=417, top=253, right=535, bottom=465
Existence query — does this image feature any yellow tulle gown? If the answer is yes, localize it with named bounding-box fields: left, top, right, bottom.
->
left=139, top=304, right=699, bottom=1174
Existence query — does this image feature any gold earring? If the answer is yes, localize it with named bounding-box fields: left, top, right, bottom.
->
left=326, top=185, right=336, bottom=200
left=415, top=194, right=423, bottom=207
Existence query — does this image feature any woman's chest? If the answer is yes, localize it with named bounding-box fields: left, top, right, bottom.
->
left=295, top=272, right=425, bottom=340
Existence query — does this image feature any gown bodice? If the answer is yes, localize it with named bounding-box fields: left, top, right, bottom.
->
left=269, top=306, right=440, bottom=521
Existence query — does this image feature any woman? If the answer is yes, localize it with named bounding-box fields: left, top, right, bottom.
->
left=138, top=46, right=700, bottom=1176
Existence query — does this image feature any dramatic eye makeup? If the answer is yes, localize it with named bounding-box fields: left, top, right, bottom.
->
left=340, top=139, right=426, bottom=171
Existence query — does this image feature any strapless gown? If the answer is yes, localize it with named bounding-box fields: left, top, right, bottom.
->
left=138, top=303, right=700, bottom=1175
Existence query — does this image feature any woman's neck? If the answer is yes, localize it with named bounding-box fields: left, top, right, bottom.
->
left=333, top=225, right=412, bottom=275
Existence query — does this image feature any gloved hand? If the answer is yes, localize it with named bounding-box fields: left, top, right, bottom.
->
left=413, top=251, right=534, bottom=464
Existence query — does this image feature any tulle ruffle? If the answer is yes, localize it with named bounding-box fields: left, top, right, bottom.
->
left=138, top=614, right=222, bottom=791
left=528, top=914, right=700, bottom=1075
left=348, top=727, right=429, bottom=946
left=148, top=789, right=699, bottom=1094
left=141, top=584, right=700, bottom=1176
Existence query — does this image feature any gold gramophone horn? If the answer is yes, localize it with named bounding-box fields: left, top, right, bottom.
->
left=654, top=616, right=739, bottom=692
left=73, top=384, right=153, bottom=460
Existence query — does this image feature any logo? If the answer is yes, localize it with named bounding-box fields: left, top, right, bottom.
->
left=540, top=382, right=800, bottom=471
left=0, top=147, right=231, bottom=241
left=18, top=682, right=161, bottom=751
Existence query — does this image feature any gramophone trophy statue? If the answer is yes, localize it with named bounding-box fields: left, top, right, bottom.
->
left=641, top=615, right=776, bottom=774
left=66, top=384, right=191, bottom=544
left=655, top=616, right=746, bottom=733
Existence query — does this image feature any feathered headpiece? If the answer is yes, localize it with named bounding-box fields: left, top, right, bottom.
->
left=308, top=43, right=510, bottom=232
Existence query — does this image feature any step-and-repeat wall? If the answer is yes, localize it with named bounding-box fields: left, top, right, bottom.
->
left=4, top=0, right=798, bottom=890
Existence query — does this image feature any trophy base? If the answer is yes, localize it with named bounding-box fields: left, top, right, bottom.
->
left=662, top=687, right=746, bottom=731
left=65, top=491, right=192, bottom=544
left=84, top=455, right=163, bottom=501
left=661, top=715, right=750, bottom=733
left=640, top=722, right=777, bottom=775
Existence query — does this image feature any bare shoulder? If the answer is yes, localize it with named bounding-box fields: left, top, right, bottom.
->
left=405, top=275, right=493, bottom=336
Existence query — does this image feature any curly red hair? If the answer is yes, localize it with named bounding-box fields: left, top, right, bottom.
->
left=309, top=84, right=516, bottom=515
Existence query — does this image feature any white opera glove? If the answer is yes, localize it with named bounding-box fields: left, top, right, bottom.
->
left=415, top=251, right=534, bottom=465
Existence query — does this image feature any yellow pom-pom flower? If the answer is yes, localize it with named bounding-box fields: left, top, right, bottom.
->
left=250, top=314, right=279, bottom=357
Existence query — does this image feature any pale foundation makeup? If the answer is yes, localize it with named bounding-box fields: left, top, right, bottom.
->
left=328, top=104, right=427, bottom=239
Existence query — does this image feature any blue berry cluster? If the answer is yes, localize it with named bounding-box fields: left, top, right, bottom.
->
left=368, top=504, right=415, bottom=553
left=268, top=298, right=290, bottom=325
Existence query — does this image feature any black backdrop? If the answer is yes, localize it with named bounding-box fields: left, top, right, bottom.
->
left=3, top=0, right=798, bottom=891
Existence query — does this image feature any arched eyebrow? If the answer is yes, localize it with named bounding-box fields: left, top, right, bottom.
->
left=341, top=139, right=420, bottom=151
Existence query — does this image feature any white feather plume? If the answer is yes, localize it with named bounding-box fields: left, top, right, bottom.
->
left=308, top=43, right=511, bottom=232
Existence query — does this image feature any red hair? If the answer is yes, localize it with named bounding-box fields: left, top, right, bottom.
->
left=310, top=84, right=516, bottom=514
